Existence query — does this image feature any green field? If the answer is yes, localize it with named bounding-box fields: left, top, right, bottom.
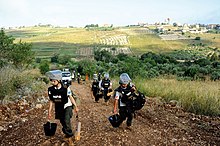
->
left=5, top=26, right=220, bottom=58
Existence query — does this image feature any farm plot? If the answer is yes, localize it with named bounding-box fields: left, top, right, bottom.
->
left=75, top=47, right=94, bottom=57
left=159, top=34, right=189, bottom=40
left=133, top=28, right=155, bottom=34
left=100, top=47, right=132, bottom=55
left=99, top=35, right=129, bottom=46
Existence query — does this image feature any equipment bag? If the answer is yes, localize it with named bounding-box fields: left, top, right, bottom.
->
left=43, top=121, right=57, bottom=136
left=132, top=91, right=146, bottom=111
left=108, top=114, right=121, bottom=128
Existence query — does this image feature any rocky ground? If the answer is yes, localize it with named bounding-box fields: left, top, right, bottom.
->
left=0, top=81, right=219, bottom=146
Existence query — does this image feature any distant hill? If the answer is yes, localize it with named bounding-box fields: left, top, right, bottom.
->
left=5, top=26, right=220, bottom=59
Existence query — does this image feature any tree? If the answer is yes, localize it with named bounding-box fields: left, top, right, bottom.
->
left=51, top=54, right=59, bottom=63
left=76, top=59, right=96, bottom=76
left=94, top=50, right=112, bottom=63
left=39, top=60, right=49, bottom=74
left=194, top=58, right=211, bottom=67
left=116, top=53, right=128, bottom=61
left=184, top=65, right=200, bottom=79
left=195, top=37, right=201, bottom=40
left=0, top=29, right=14, bottom=66
left=0, top=29, right=34, bottom=68
left=211, top=71, right=220, bottom=81
left=58, top=55, right=71, bottom=65
left=9, top=40, right=34, bottom=67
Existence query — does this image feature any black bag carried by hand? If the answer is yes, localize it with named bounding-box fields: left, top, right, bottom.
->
left=108, top=114, right=121, bottom=128
left=43, top=121, right=57, bottom=136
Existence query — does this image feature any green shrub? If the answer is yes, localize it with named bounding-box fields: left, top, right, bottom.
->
left=211, top=71, right=220, bottom=81
left=39, top=60, right=49, bottom=74
left=195, top=36, right=201, bottom=40
left=0, top=66, right=46, bottom=101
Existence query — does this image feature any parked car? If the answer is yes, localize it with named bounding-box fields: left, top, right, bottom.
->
left=62, top=69, right=72, bottom=87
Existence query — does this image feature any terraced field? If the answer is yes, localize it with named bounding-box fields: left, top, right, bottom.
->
left=99, top=35, right=129, bottom=46
left=5, top=26, right=220, bottom=58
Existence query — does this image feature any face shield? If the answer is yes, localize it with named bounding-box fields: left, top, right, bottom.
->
left=119, top=73, right=131, bottom=84
left=104, top=73, right=109, bottom=80
left=93, top=74, right=98, bottom=80
left=45, top=70, right=62, bottom=81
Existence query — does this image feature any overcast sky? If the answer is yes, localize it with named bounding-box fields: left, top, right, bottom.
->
left=0, top=0, right=219, bottom=27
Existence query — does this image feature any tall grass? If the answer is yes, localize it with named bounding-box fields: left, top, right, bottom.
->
left=134, top=77, right=220, bottom=116
left=0, top=66, right=47, bottom=101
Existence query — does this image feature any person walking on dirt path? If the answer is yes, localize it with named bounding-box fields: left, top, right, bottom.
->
left=113, top=73, right=136, bottom=129
left=72, top=70, right=76, bottom=81
left=98, top=72, right=102, bottom=81
left=77, top=73, right=81, bottom=84
left=99, top=73, right=112, bottom=105
left=46, top=70, right=79, bottom=145
left=91, top=74, right=100, bottom=102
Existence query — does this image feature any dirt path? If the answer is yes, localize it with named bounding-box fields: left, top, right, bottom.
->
left=0, top=81, right=219, bottom=146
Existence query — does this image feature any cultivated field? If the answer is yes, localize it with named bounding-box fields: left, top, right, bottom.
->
left=5, top=26, right=220, bottom=58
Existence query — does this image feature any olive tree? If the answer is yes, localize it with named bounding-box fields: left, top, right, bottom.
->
left=0, top=29, right=34, bottom=68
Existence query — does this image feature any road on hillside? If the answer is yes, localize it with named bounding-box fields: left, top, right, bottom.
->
left=0, top=81, right=219, bottom=146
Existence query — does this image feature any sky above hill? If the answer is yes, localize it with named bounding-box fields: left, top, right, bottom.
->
left=0, top=0, right=219, bottom=28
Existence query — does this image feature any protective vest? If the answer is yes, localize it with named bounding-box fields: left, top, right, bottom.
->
left=48, top=86, right=68, bottom=119
left=48, top=86, right=68, bottom=103
left=101, top=79, right=110, bottom=89
left=115, top=85, right=133, bottom=104
left=92, top=80, right=99, bottom=87
left=115, top=86, right=146, bottom=111
left=92, top=80, right=99, bottom=91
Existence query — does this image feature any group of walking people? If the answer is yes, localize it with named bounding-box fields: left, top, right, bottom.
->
left=45, top=70, right=139, bottom=145
left=91, top=72, right=113, bottom=105
left=91, top=72, right=137, bottom=129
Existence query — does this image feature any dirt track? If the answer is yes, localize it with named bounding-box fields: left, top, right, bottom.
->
left=0, top=81, right=219, bottom=146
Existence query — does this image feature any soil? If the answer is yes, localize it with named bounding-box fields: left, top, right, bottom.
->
left=0, top=81, right=219, bottom=146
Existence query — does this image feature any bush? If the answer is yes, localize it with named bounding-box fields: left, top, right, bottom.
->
left=210, top=71, right=220, bottom=81
left=39, top=61, right=49, bottom=74
left=0, top=66, right=46, bottom=101
left=35, top=58, right=41, bottom=63
left=195, top=37, right=201, bottom=40
left=51, top=54, right=59, bottom=63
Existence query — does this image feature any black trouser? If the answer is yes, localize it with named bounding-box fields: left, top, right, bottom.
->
left=119, top=106, right=133, bottom=127
left=103, top=88, right=110, bottom=102
left=92, top=88, right=99, bottom=102
left=59, top=106, right=73, bottom=137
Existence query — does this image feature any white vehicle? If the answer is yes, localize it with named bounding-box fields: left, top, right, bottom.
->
left=62, top=69, right=72, bottom=86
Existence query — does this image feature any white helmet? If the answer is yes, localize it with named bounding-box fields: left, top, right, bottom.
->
left=119, top=73, right=131, bottom=84
left=46, top=70, right=62, bottom=81
left=104, top=73, right=109, bottom=80
left=93, top=74, right=98, bottom=80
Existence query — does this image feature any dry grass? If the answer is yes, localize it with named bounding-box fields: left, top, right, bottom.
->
left=0, top=66, right=46, bottom=101
left=134, top=77, right=220, bottom=116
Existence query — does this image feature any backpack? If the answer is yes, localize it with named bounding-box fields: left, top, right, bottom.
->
left=132, top=91, right=146, bottom=111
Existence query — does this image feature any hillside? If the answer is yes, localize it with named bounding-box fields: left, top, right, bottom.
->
left=6, top=26, right=220, bottom=59
left=0, top=82, right=219, bottom=146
